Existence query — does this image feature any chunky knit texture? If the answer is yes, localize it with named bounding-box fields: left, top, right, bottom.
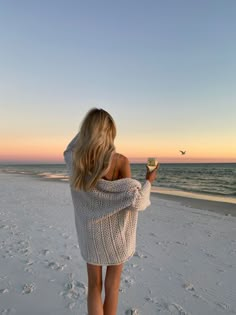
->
left=64, top=134, right=151, bottom=265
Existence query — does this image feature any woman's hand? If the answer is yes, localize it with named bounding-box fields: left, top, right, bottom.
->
left=146, top=164, right=159, bottom=184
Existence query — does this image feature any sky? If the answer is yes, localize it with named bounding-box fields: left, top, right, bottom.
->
left=0, top=0, right=236, bottom=163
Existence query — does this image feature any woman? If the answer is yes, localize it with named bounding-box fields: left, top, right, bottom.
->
left=64, top=108, right=158, bottom=315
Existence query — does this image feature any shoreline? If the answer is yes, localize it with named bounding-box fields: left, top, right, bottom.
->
left=152, top=191, right=236, bottom=217
left=1, top=162, right=236, bottom=206
left=1, top=171, right=236, bottom=216
left=152, top=186, right=236, bottom=204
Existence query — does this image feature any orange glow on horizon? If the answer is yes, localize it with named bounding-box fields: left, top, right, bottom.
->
left=0, top=137, right=67, bottom=163
left=0, top=137, right=235, bottom=164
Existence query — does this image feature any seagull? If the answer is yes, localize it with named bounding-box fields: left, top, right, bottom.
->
left=180, top=150, right=186, bottom=155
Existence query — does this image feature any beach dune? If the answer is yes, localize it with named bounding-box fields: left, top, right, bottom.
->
left=0, top=173, right=236, bottom=315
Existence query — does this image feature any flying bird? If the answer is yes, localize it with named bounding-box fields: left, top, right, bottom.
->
left=180, top=150, right=186, bottom=155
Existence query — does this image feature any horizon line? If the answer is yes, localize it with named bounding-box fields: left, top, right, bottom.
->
left=1, top=161, right=236, bottom=165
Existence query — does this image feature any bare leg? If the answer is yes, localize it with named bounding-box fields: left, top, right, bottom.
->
left=87, top=263, right=103, bottom=315
left=103, top=263, right=123, bottom=315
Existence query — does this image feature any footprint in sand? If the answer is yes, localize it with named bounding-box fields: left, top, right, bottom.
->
left=120, top=272, right=136, bottom=292
left=166, top=303, right=190, bottom=315
left=72, top=244, right=80, bottom=249
left=204, top=251, right=216, bottom=259
left=124, top=277, right=135, bottom=287
left=215, top=301, right=236, bottom=313
left=134, top=251, right=147, bottom=259
left=175, top=241, right=188, bottom=246
left=59, top=273, right=87, bottom=303
left=130, top=263, right=138, bottom=268
left=47, top=261, right=67, bottom=271
left=0, top=288, right=9, bottom=294
left=24, top=266, right=33, bottom=273
left=61, top=232, right=71, bottom=240
left=41, top=249, right=50, bottom=256
left=60, top=254, right=72, bottom=261
left=144, top=296, right=163, bottom=311
left=25, top=259, right=34, bottom=266
left=182, top=282, right=205, bottom=300
left=183, top=282, right=195, bottom=292
left=22, top=283, right=36, bottom=294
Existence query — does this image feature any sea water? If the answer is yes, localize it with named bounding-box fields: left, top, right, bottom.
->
left=1, top=163, right=236, bottom=201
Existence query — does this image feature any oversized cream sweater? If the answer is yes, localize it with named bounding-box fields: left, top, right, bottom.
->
left=64, top=134, right=151, bottom=265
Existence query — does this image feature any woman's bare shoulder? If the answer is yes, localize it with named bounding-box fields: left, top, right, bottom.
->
left=116, top=153, right=129, bottom=163
left=116, top=153, right=131, bottom=178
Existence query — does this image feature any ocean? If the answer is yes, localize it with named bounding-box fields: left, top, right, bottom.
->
left=1, top=163, right=236, bottom=202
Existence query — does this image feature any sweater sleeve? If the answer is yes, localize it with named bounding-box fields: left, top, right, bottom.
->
left=130, top=180, right=151, bottom=211
left=63, top=133, right=79, bottom=176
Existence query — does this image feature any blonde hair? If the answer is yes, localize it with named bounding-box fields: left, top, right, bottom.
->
left=71, top=108, right=116, bottom=191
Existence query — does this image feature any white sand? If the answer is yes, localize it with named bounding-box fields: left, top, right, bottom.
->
left=0, top=173, right=236, bottom=315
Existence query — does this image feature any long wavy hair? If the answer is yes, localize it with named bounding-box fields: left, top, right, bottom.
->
left=71, top=108, right=116, bottom=191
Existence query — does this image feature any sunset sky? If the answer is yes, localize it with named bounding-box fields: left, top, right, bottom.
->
left=1, top=1, right=236, bottom=163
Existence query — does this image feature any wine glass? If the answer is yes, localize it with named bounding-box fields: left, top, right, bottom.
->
left=147, top=157, right=158, bottom=172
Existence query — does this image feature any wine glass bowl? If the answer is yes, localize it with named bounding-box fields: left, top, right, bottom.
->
left=147, top=157, right=158, bottom=172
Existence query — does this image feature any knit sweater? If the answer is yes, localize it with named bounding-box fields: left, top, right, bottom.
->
left=64, top=134, right=151, bottom=265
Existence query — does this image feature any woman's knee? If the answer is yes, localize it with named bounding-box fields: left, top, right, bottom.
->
left=105, top=279, right=120, bottom=295
left=88, top=278, right=103, bottom=292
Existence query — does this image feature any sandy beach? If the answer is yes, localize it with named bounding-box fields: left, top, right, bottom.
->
left=0, top=173, right=236, bottom=315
